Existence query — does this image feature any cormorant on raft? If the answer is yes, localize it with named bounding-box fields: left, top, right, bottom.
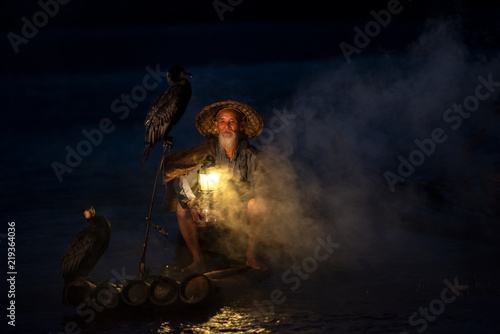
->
left=61, top=207, right=111, bottom=286
left=141, top=65, right=192, bottom=165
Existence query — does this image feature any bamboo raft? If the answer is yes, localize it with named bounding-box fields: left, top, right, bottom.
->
left=63, top=265, right=269, bottom=310
left=63, top=140, right=273, bottom=312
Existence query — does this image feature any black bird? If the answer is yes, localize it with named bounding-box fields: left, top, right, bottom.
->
left=141, top=65, right=192, bottom=165
left=61, top=207, right=111, bottom=286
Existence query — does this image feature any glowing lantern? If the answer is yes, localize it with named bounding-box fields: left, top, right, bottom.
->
left=199, top=171, right=220, bottom=192
left=198, top=167, right=220, bottom=224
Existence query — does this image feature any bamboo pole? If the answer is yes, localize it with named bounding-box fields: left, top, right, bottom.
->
left=64, top=279, right=96, bottom=309
left=138, top=141, right=171, bottom=280
left=121, top=279, right=151, bottom=306
left=94, top=282, right=122, bottom=309
left=178, top=266, right=270, bottom=305
left=148, top=276, right=179, bottom=306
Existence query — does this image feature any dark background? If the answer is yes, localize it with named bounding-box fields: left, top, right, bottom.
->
left=2, top=0, right=498, bottom=27
left=2, top=0, right=500, bottom=74
left=1, top=1, right=500, bottom=333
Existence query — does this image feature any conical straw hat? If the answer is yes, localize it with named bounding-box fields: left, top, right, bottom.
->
left=195, top=100, right=263, bottom=139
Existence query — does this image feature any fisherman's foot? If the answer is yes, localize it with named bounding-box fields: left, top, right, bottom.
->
left=181, top=261, right=207, bottom=274
left=246, top=257, right=268, bottom=271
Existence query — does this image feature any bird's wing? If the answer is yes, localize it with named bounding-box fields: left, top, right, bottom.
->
left=144, top=89, right=176, bottom=145
left=61, top=226, right=96, bottom=278
left=170, top=82, right=192, bottom=125
left=144, top=88, right=176, bottom=126
left=144, top=84, right=191, bottom=145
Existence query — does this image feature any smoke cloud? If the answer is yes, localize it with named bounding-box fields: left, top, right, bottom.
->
left=244, top=17, right=500, bottom=270
left=169, top=17, right=499, bottom=274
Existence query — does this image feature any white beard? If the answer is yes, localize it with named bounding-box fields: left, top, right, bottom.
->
left=219, top=131, right=238, bottom=152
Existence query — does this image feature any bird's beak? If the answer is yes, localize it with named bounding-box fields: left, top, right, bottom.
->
left=183, top=71, right=193, bottom=78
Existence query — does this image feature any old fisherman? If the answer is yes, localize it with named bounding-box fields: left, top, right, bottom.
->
left=163, top=100, right=268, bottom=274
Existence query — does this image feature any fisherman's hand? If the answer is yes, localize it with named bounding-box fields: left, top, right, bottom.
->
left=187, top=199, right=204, bottom=224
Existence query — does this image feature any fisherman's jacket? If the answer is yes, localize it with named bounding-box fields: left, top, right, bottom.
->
left=162, top=140, right=260, bottom=211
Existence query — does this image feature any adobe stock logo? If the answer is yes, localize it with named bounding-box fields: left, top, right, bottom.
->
left=383, top=73, right=500, bottom=192
left=51, top=64, right=167, bottom=183
left=213, top=0, right=244, bottom=22
left=249, top=107, right=297, bottom=150
left=400, top=277, right=468, bottom=334
left=251, top=234, right=340, bottom=323
left=49, top=267, right=135, bottom=334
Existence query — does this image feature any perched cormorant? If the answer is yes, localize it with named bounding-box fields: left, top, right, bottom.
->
left=141, top=65, right=192, bottom=165
left=61, top=207, right=111, bottom=285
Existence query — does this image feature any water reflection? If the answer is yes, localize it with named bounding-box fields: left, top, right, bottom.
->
left=157, top=306, right=270, bottom=333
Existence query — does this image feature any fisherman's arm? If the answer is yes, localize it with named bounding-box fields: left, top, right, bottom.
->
left=173, top=167, right=204, bottom=223
left=173, top=175, right=196, bottom=208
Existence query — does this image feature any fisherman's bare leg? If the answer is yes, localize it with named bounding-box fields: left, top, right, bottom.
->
left=246, top=197, right=268, bottom=271
left=176, top=202, right=206, bottom=273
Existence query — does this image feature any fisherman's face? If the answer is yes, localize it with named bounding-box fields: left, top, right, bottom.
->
left=214, top=109, right=245, bottom=138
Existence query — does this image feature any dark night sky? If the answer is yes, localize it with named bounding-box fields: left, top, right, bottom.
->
left=1, top=0, right=428, bottom=29
left=1, top=0, right=498, bottom=28
left=1, top=0, right=499, bottom=74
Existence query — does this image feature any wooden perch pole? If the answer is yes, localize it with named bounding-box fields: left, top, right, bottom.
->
left=138, top=141, right=171, bottom=280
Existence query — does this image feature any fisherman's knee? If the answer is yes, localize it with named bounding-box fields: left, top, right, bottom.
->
left=248, top=197, right=265, bottom=215
left=176, top=202, right=189, bottom=222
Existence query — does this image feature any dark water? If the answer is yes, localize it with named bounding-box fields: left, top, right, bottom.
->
left=2, top=20, right=500, bottom=334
